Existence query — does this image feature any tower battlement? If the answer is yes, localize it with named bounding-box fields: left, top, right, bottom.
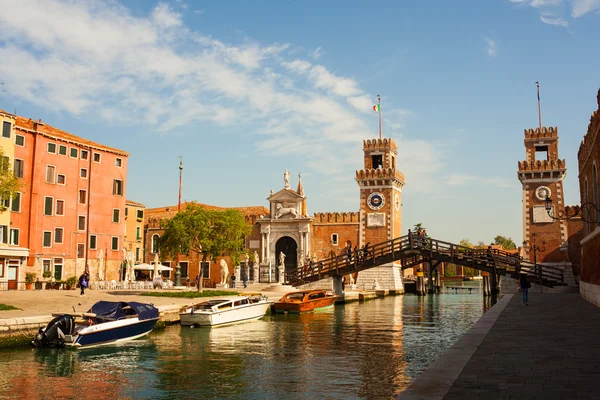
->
left=524, top=127, right=558, bottom=140
left=355, top=168, right=405, bottom=182
left=518, top=159, right=566, bottom=172
left=313, top=212, right=360, bottom=224
left=577, top=89, right=600, bottom=172
left=363, top=138, right=397, bottom=152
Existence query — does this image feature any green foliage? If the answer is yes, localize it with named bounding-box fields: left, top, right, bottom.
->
left=0, top=304, right=20, bottom=311
left=158, top=204, right=251, bottom=291
left=140, top=290, right=238, bottom=298
left=464, top=267, right=477, bottom=277
left=494, top=235, right=517, bottom=250
left=475, top=241, right=487, bottom=249
left=413, top=223, right=425, bottom=231
left=42, top=271, right=51, bottom=279
left=0, top=147, right=22, bottom=207
left=65, top=276, right=77, bottom=287
left=25, top=272, right=36, bottom=284
left=459, top=238, right=473, bottom=248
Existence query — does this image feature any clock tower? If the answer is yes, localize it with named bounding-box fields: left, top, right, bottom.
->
left=355, top=138, right=405, bottom=290
left=517, top=127, right=570, bottom=264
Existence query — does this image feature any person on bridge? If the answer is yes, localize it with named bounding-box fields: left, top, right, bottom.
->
left=519, top=274, right=531, bottom=305
left=345, top=241, right=353, bottom=263
left=362, top=242, right=371, bottom=262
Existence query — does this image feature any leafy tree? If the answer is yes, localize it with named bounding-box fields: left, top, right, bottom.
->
left=0, top=147, right=21, bottom=208
left=493, top=235, right=517, bottom=250
left=413, top=223, right=426, bottom=232
left=158, top=204, right=251, bottom=291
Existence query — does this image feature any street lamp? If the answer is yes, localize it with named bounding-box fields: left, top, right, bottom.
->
left=545, top=195, right=600, bottom=223
left=523, top=233, right=546, bottom=293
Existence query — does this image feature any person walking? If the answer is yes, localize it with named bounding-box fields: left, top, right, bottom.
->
left=78, top=272, right=89, bottom=297
left=241, top=270, right=248, bottom=289
left=519, top=274, right=531, bottom=305
left=230, top=274, right=236, bottom=288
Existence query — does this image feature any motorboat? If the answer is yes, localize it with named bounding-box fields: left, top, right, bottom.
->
left=180, top=295, right=273, bottom=327
left=32, top=301, right=160, bottom=349
left=272, top=289, right=337, bottom=314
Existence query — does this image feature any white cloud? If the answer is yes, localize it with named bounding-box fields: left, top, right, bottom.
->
left=482, top=36, right=497, bottom=57
left=571, top=0, right=600, bottom=17
left=447, top=174, right=514, bottom=188
left=310, top=46, right=324, bottom=59
left=0, top=0, right=443, bottom=192
left=540, top=15, right=569, bottom=25
left=509, top=0, right=600, bottom=23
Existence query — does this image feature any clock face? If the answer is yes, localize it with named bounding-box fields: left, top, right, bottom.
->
left=367, top=192, right=385, bottom=210
left=395, top=194, right=401, bottom=211
left=535, top=186, right=551, bottom=201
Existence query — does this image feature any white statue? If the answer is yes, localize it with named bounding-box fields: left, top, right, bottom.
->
left=275, top=203, right=298, bottom=219
left=284, top=169, right=290, bottom=189
left=234, top=265, right=241, bottom=281
left=220, top=259, right=229, bottom=284
left=270, top=189, right=274, bottom=196
left=97, top=249, right=105, bottom=281
left=348, top=273, right=355, bottom=285
left=126, top=250, right=135, bottom=282
left=253, top=251, right=260, bottom=265
left=298, top=256, right=304, bottom=269
left=244, top=253, right=250, bottom=266
left=279, top=251, right=286, bottom=267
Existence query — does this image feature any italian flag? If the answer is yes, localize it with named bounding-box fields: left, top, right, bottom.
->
left=373, top=104, right=380, bottom=112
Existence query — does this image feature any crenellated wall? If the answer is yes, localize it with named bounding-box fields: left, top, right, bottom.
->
left=577, top=91, right=600, bottom=174
left=313, top=212, right=360, bottom=224
left=362, top=138, right=398, bottom=152
left=524, top=126, right=559, bottom=140
left=518, top=159, right=566, bottom=172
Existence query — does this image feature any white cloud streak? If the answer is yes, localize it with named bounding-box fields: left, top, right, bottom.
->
left=482, top=37, right=497, bottom=57
left=509, top=0, right=600, bottom=24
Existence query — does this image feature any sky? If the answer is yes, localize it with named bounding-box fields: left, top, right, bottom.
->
left=0, top=0, right=599, bottom=246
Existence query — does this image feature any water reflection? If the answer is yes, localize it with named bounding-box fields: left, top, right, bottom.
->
left=1, top=283, right=489, bottom=400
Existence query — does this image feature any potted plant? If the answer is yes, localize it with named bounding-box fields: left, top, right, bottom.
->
left=25, top=272, right=36, bottom=290
left=53, top=280, right=63, bottom=290
left=42, top=270, right=52, bottom=279
left=65, top=276, right=77, bottom=290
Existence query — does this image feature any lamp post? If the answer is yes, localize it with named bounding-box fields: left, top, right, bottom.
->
left=174, top=158, right=183, bottom=287
left=523, top=233, right=546, bottom=293
left=544, top=195, right=600, bottom=223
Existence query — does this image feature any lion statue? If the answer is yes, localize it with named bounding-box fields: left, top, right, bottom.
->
left=219, top=259, right=229, bottom=284
left=275, top=203, right=299, bottom=219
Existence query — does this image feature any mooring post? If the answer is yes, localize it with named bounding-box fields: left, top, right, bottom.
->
left=332, top=276, right=344, bottom=296
left=427, top=261, right=434, bottom=294
left=490, top=259, right=498, bottom=295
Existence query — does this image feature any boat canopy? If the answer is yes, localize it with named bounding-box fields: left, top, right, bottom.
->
left=87, top=301, right=159, bottom=321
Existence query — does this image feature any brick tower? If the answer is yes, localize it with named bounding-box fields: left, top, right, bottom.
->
left=354, top=138, right=405, bottom=290
left=517, top=127, right=570, bottom=265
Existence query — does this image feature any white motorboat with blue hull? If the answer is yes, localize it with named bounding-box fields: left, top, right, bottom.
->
left=180, top=296, right=273, bottom=327
left=32, top=301, right=160, bottom=349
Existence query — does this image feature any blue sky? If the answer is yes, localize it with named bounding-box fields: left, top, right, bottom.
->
left=1, top=0, right=599, bottom=245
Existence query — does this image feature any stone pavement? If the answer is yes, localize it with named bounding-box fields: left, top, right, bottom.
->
left=399, top=291, right=600, bottom=399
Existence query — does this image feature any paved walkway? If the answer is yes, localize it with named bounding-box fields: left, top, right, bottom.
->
left=399, top=291, right=600, bottom=399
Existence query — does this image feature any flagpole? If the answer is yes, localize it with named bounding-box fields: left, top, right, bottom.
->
left=378, top=95, right=382, bottom=139
left=536, top=81, right=542, bottom=130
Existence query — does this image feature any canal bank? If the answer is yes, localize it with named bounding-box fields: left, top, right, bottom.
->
left=398, top=291, right=600, bottom=399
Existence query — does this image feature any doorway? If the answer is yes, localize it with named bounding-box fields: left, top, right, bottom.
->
left=7, top=259, right=18, bottom=290
left=275, top=236, right=297, bottom=282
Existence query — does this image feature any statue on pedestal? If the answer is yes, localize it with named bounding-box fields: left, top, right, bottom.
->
left=284, top=169, right=290, bottom=189
left=220, top=259, right=229, bottom=284
left=253, top=251, right=260, bottom=265
left=279, top=251, right=286, bottom=267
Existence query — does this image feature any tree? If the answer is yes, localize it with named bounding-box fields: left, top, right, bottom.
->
left=158, top=204, right=251, bottom=291
left=0, top=147, right=21, bottom=208
left=493, top=235, right=517, bottom=250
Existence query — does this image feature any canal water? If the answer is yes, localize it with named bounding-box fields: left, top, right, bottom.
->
left=0, top=282, right=494, bottom=400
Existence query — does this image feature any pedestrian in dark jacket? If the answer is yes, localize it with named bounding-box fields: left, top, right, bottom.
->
left=78, top=272, right=89, bottom=297
left=519, top=274, right=531, bottom=305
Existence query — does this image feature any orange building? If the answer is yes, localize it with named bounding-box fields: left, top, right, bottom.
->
left=0, top=112, right=129, bottom=289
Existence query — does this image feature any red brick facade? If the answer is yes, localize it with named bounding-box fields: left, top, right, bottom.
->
left=310, top=212, right=360, bottom=258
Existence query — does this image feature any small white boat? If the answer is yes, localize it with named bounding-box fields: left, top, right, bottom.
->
left=180, top=295, right=273, bottom=327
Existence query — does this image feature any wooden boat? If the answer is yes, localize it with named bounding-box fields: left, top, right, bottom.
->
left=32, top=301, right=159, bottom=349
left=180, top=295, right=273, bottom=327
left=272, top=290, right=337, bottom=314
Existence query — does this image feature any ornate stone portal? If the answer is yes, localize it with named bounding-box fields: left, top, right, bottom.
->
left=257, top=171, right=312, bottom=283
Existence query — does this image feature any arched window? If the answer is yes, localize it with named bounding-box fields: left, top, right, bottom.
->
left=151, top=234, right=160, bottom=254
left=594, top=164, right=599, bottom=227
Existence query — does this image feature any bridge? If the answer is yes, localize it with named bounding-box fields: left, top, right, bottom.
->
left=285, top=234, right=569, bottom=294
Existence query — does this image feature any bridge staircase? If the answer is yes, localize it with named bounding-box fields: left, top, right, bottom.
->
left=286, top=234, right=569, bottom=290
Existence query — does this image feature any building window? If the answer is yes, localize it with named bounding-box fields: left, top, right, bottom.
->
left=77, top=244, right=85, bottom=258
left=13, top=159, right=23, bottom=178
left=152, top=234, right=159, bottom=253
left=47, top=143, right=56, bottom=153
left=44, top=196, right=53, bottom=215
left=136, top=227, right=141, bottom=241
left=54, top=258, right=63, bottom=281
left=125, top=207, right=129, bottom=217
left=93, top=153, right=101, bottom=163
left=1, top=196, right=8, bottom=209
left=43, top=259, right=51, bottom=275
left=180, top=261, right=189, bottom=278
left=137, top=209, right=144, bottom=220
left=57, top=174, right=66, bottom=185
left=81, top=150, right=88, bottom=160
left=78, top=216, right=86, bottom=231
left=90, top=235, right=97, bottom=250
left=135, top=247, right=140, bottom=262
left=200, top=261, right=210, bottom=278
left=10, top=192, right=20, bottom=212
left=56, top=200, right=64, bottom=215
left=58, top=145, right=67, bottom=156
left=9, top=228, right=19, bottom=245
left=46, top=165, right=55, bottom=184
left=79, top=190, right=87, bottom=204
left=80, top=168, right=88, bottom=178
left=113, top=179, right=123, bottom=196
left=70, top=148, right=78, bottom=158
left=15, top=135, right=25, bottom=146
left=111, top=236, right=119, bottom=251
left=331, top=233, right=339, bottom=245
left=43, top=231, right=52, bottom=247
left=594, top=164, right=599, bottom=226
left=0, top=259, right=3, bottom=277
left=116, top=158, right=122, bottom=167
left=0, top=225, right=7, bottom=244
left=54, top=228, right=63, bottom=244
left=113, top=208, right=120, bottom=223
left=2, top=121, right=11, bottom=138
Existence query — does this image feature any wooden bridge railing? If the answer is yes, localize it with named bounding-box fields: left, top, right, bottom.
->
left=285, top=234, right=566, bottom=287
